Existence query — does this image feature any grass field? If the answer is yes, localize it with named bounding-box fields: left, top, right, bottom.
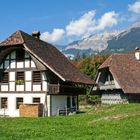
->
left=0, top=104, right=140, bottom=140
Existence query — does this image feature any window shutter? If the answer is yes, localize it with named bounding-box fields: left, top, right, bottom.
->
left=1, top=72, right=8, bottom=83
left=17, top=72, right=24, bottom=80
left=33, top=71, right=41, bottom=83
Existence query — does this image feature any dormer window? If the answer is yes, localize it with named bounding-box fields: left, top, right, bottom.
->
left=105, top=71, right=114, bottom=85
left=16, top=49, right=25, bottom=61
left=106, top=72, right=113, bottom=81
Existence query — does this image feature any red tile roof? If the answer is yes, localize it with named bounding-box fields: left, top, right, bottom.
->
left=0, top=30, right=94, bottom=85
left=99, top=54, right=140, bottom=94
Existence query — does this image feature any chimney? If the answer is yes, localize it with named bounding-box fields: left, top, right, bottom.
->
left=32, top=31, right=40, bottom=39
left=135, top=47, right=140, bottom=60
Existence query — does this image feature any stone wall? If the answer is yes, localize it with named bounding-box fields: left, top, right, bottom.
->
left=19, top=104, right=43, bottom=117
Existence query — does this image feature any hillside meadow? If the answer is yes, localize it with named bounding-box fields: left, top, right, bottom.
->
left=0, top=104, right=140, bottom=140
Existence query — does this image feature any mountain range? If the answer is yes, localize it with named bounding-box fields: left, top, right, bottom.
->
left=58, top=22, right=140, bottom=58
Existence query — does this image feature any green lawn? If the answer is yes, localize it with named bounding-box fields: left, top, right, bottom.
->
left=0, top=104, right=140, bottom=140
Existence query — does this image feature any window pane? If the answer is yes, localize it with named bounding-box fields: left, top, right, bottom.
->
left=33, top=98, right=40, bottom=103
left=16, top=49, right=25, bottom=61
left=16, top=98, right=23, bottom=109
left=72, top=97, right=76, bottom=107
left=67, top=96, right=71, bottom=108
left=1, top=98, right=8, bottom=109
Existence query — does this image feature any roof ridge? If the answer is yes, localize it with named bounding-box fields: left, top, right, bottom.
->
left=0, top=30, right=24, bottom=46
left=16, top=30, right=25, bottom=43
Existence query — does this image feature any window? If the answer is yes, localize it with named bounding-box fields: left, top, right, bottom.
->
left=1, top=98, right=8, bottom=109
left=16, top=49, right=25, bottom=61
left=16, top=98, right=23, bottom=109
left=33, top=98, right=40, bottom=104
left=72, top=96, right=76, bottom=107
left=1, top=72, right=8, bottom=83
left=106, top=72, right=113, bottom=82
left=33, top=71, right=41, bottom=83
left=16, top=72, right=24, bottom=81
left=67, top=96, right=71, bottom=108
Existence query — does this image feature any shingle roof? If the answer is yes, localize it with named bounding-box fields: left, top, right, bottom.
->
left=0, top=30, right=94, bottom=85
left=99, top=54, right=140, bottom=94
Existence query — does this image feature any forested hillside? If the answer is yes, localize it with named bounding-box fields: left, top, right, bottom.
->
left=71, top=55, right=109, bottom=79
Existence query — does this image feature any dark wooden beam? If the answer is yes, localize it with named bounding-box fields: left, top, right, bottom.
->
left=48, top=84, right=86, bottom=95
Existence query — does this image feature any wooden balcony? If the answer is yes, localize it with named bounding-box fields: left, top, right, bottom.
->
left=99, top=81, right=116, bottom=90
left=47, top=84, right=86, bottom=95
left=93, top=81, right=116, bottom=92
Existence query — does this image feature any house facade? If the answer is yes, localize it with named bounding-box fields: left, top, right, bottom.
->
left=0, top=31, right=93, bottom=117
left=93, top=51, right=140, bottom=104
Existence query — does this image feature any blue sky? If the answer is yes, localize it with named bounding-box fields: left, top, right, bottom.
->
left=0, top=0, right=140, bottom=45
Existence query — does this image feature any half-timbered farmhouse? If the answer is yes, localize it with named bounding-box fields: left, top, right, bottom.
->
left=93, top=50, right=140, bottom=104
left=0, top=30, right=93, bottom=117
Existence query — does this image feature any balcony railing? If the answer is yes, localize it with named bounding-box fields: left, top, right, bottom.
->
left=47, top=84, right=86, bottom=95
left=93, top=81, right=116, bottom=91
left=100, top=80, right=116, bottom=90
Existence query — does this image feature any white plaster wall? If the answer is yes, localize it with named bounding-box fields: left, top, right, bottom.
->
left=42, top=72, right=47, bottom=91
left=33, top=84, right=41, bottom=91
left=25, top=71, right=31, bottom=81
left=42, top=81, right=47, bottom=91
left=51, top=95, right=67, bottom=116
left=135, top=52, right=140, bottom=60
left=25, top=60, right=30, bottom=68
left=9, top=82, right=15, bottom=91
left=16, top=85, right=24, bottom=91
left=9, top=72, right=15, bottom=81
left=1, top=85, right=8, bottom=91
left=17, top=62, right=24, bottom=68
left=25, top=82, right=32, bottom=91
left=47, top=95, right=51, bottom=116
left=31, top=60, right=36, bottom=68
left=0, top=93, right=46, bottom=117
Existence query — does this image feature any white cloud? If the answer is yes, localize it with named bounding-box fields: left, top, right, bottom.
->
left=41, top=28, right=65, bottom=43
left=127, top=1, right=140, bottom=22
left=95, top=11, right=118, bottom=31
left=41, top=10, right=118, bottom=44
left=128, top=1, right=140, bottom=14
left=66, top=10, right=96, bottom=36
left=66, top=10, right=118, bottom=38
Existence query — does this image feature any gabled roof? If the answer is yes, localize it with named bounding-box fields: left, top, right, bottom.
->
left=0, top=30, right=94, bottom=85
left=99, top=54, right=140, bottom=94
